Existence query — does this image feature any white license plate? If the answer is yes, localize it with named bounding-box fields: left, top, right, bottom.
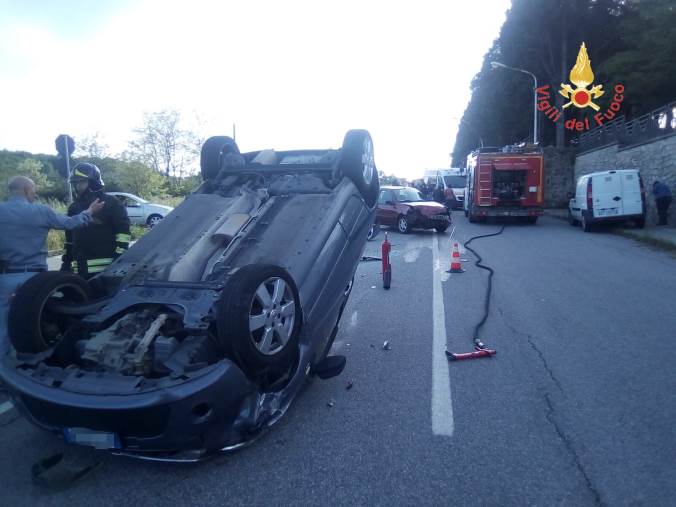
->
left=63, top=428, right=121, bottom=449
left=597, top=208, right=619, bottom=216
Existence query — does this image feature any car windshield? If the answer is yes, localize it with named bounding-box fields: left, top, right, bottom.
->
left=443, top=176, right=467, bottom=187
left=395, top=187, right=424, bottom=202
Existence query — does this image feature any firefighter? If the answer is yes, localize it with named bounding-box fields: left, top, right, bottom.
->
left=61, top=163, right=131, bottom=278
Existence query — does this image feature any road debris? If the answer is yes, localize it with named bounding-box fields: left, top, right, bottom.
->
left=31, top=452, right=101, bottom=491
left=382, top=341, right=391, bottom=351
left=326, top=400, right=335, bottom=408
left=346, top=380, right=354, bottom=390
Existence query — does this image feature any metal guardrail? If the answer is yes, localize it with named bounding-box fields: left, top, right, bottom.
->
left=574, top=101, right=676, bottom=153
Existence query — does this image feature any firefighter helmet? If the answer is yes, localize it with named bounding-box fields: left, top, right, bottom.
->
left=69, top=163, right=104, bottom=191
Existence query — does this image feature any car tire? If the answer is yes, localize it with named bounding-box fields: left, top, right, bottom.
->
left=217, top=264, right=301, bottom=375
left=340, top=130, right=379, bottom=208
left=635, top=217, right=645, bottom=229
left=146, top=214, right=163, bottom=227
left=8, top=272, right=92, bottom=353
left=200, top=136, right=240, bottom=181
left=397, top=215, right=410, bottom=233
left=435, top=225, right=448, bottom=233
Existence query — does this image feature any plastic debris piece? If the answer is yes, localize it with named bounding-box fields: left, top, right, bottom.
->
left=346, top=380, right=354, bottom=390
left=382, top=341, right=391, bottom=351
left=371, top=286, right=376, bottom=289
left=327, top=400, right=335, bottom=408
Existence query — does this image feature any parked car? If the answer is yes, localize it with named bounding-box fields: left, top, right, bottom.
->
left=377, top=185, right=451, bottom=233
left=108, top=192, right=174, bottom=227
left=1, top=129, right=379, bottom=461
left=568, top=169, right=646, bottom=232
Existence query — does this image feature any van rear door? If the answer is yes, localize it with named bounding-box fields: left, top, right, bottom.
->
left=592, top=172, right=623, bottom=218
left=620, top=171, right=642, bottom=216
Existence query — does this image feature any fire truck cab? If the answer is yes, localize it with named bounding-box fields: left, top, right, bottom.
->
left=464, top=145, right=544, bottom=224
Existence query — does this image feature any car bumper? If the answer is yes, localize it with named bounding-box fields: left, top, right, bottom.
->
left=473, top=207, right=542, bottom=217
left=0, top=358, right=256, bottom=456
left=409, top=214, right=451, bottom=228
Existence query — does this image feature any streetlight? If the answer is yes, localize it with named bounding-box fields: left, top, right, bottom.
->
left=490, top=61, right=538, bottom=145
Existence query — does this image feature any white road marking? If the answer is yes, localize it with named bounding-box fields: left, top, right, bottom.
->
left=0, top=400, right=14, bottom=415
left=432, top=234, right=454, bottom=436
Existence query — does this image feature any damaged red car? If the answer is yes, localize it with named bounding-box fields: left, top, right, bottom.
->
left=376, top=185, right=451, bottom=233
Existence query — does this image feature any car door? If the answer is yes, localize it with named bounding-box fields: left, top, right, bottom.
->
left=592, top=172, right=623, bottom=218
left=620, top=171, right=642, bottom=216
left=571, top=177, right=586, bottom=220
left=124, top=196, right=145, bottom=225
left=378, top=190, right=397, bottom=226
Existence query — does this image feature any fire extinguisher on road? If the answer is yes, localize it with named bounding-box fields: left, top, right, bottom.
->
left=382, top=232, right=392, bottom=289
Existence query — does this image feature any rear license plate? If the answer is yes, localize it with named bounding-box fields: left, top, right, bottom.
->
left=63, top=428, right=121, bottom=449
left=597, top=208, right=619, bottom=217
left=431, top=215, right=449, bottom=220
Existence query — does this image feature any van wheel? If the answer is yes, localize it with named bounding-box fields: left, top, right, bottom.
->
left=581, top=213, right=594, bottom=232
left=568, top=210, right=579, bottom=226
left=217, top=264, right=301, bottom=376
left=8, top=272, right=93, bottom=353
left=200, top=136, right=240, bottom=181
left=340, top=130, right=379, bottom=208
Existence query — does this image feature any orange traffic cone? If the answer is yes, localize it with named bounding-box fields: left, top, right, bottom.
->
left=448, top=242, right=464, bottom=273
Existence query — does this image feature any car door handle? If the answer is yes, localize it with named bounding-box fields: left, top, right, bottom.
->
left=613, top=196, right=622, bottom=201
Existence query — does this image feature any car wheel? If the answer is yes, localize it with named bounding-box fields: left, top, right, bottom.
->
left=8, top=272, right=92, bottom=353
left=397, top=215, right=410, bottom=233
left=340, top=130, right=379, bottom=208
left=435, top=225, right=448, bottom=233
left=146, top=214, right=163, bottom=227
left=200, top=136, right=240, bottom=181
left=217, top=264, right=301, bottom=375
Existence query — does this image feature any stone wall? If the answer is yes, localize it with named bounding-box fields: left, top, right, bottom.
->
left=543, top=147, right=576, bottom=208
left=575, top=135, right=676, bottom=225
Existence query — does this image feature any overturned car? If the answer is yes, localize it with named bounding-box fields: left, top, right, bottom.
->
left=0, top=130, right=379, bottom=461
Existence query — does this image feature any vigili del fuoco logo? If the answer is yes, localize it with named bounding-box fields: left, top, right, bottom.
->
left=536, top=42, right=625, bottom=132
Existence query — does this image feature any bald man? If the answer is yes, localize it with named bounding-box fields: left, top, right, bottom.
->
left=0, top=175, right=104, bottom=351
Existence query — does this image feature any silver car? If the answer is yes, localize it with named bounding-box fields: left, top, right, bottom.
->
left=108, top=192, right=174, bottom=227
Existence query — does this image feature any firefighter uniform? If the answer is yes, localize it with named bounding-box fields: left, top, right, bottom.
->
left=62, top=190, right=130, bottom=277
left=61, top=163, right=131, bottom=278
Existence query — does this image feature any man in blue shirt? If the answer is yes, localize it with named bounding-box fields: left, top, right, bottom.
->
left=652, top=181, right=672, bottom=226
left=0, top=175, right=104, bottom=351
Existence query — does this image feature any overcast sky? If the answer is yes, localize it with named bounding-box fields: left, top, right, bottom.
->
left=0, top=0, right=510, bottom=180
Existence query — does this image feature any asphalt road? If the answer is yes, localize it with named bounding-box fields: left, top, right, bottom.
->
left=2, top=215, right=675, bottom=506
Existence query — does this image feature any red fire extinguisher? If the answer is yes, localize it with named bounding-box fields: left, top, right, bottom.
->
left=382, top=232, right=392, bottom=289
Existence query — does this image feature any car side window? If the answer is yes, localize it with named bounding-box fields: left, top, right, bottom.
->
left=379, top=190, right=394, bottom=204
left=126, top=198, right=141, bottom=208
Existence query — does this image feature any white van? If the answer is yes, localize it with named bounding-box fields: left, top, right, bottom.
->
left=568, top=169, right=646, bottom=232
left=423, top=169, right=467, bottom=209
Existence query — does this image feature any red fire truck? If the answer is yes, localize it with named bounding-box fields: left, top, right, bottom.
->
left=464, top=145, right=544, bottom=224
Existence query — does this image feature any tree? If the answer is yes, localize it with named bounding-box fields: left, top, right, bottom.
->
left=115, top=161, right=168, bottom=198
left=0, top=158, right=50, bottom=200
left=127, top=109, right=200, bottom=178
left=74, top=132, right=110, bottom=158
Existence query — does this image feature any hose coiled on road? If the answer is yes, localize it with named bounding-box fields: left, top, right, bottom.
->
left=463, top=226, right=506, bottom=348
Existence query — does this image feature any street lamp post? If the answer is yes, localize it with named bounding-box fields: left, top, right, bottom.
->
left=490, top=61, right=538, bottom=145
